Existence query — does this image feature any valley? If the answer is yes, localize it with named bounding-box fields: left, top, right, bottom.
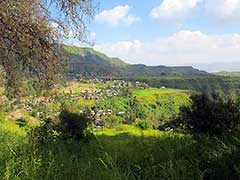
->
left=1, top=1, right=240, bottom=179
left=0, top=76, right=240, bottom=180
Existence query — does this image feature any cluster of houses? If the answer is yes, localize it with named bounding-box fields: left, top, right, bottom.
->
left=11, top=97, right=56, bottom=112
left=135, top=81, right=149, bottom=88
left=8, top=78, right=149, bottom=107
left=59, top=86, right=125, bottom=102
left=79, top=78, right=149, bottom=88
left=65, top=79, right=136, bottom=101
left=66, top=72, right=111, bottom=78
left=82, top=106, right=125, bottom=129
left=91, top=108, right=113, bottom=128
left=2, top=78, right=154, bottom=128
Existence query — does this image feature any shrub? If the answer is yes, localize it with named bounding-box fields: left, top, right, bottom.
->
left=31, top=110, right=38, bottom=118
left=104, top=115, right=123, bottom=128
left=177, top=93, right=240, bottom=135
left=135, top=119, right=152, bottom=130
left=16, top=118, right=28, bottom=128
left=59, top=104, right=92, bottom=139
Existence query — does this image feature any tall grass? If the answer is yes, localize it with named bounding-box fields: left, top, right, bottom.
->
left=0, top=123, right=239, bottom=180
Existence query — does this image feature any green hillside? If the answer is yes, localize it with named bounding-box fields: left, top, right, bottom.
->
left=118, top=76, right=240, bottom=95
left=214, top=71, right=240, bottom=77
left=96, top=88, right=190, bottom=128
left=63, top=45, right=128, bottom=68
left=63, top=45, right=207, bottom=77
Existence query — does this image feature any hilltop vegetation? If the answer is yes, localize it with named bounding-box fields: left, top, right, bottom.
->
left=64, top=45, right=128, bottom=68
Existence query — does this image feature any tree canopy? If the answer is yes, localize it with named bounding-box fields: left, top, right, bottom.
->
left=0, top=0, right=96, bottom=97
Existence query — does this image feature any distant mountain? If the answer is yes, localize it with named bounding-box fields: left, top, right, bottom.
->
left=64, top=45, right=128, bottom=68
left=63, top=45, right=207, bottom=77
left=193, top=62, right=240, bottom=72
left=213, top=71, right=240, bottom=77
left=124, top=64, right=206, bottom=76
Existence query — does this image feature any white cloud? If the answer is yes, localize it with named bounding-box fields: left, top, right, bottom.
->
left=95, top=5, right=140, bottom=26
left=150, top=0, right=240, bottom=23
left=123, top=14, right=141, bottom=26
left=205, top=0, right=240, bottom=22
left=150, top=0, right=202, bottom=21
left=94, top=31, right=240, bottom=65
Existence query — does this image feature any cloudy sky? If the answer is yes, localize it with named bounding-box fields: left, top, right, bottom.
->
left=68, top=0, right=240, bottom=70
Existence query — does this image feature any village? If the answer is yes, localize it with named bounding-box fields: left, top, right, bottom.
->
left=0, top=78, right=153, bottom=129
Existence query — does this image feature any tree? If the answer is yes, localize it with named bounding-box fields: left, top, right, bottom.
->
left=59, top=103, right=92, bottom=139
left=177, top=93, right=240, bottom=135
left=0, top=0, right=96, bottom=97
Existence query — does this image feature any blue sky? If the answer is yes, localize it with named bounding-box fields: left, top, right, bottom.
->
left=90, top=0, right=240, bottom=42
left=67, top=0, right=240, bottom=71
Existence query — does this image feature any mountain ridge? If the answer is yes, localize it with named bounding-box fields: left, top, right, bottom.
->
left=63, top=45, right=207, bottom=77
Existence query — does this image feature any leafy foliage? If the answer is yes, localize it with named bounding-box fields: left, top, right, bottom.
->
left=0, top=0, right=96, bottom=97
left=59, top=104, right=92, bottom=139
left=177, top=94, right=240, bottom=134
left=135, top=119, right=152, bottom=130
left=16, top=118, right=28, bottom=128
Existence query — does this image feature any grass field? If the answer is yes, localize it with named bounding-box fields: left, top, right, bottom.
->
left=131, top=88, right=191, bottom=123
left=132, top=88, right=187, bottom=96
left=0, top=120, right=239, bottom=180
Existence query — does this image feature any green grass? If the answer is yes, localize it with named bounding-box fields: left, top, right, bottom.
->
left=0, top=118, right=26, bottom=137
left=76, top=99, right=96, bottom=107
left=131, top=88, right=191, bottom=124
left=94, top=124, right=164, bottom=137
left=132, top=88, right=187, bottom=96
left=1, top=120, right=239, bottom=180
left=0, top=117, right=27, bottom=178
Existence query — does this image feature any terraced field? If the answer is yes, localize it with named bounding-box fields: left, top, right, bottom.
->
left=131, top=88, right=191, bottom=124
left=132, top=88, right=187, bottom=96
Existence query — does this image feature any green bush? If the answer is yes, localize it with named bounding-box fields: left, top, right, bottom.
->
left=104, top=115, right=123, bottom=128
left=59, top=104, right=92, bottom=139
left=16, top=118, right=28, bottom=128
left=177, top=93, right=240, bottom=135
left=136, top=119, right=152, bottom=130
left=30, top=110, right=38, bottom=117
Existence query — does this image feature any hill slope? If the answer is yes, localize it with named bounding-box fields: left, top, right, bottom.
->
left=214, top=71, right=240, bottom=77
left=63, top=45, right=207, bottom=77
